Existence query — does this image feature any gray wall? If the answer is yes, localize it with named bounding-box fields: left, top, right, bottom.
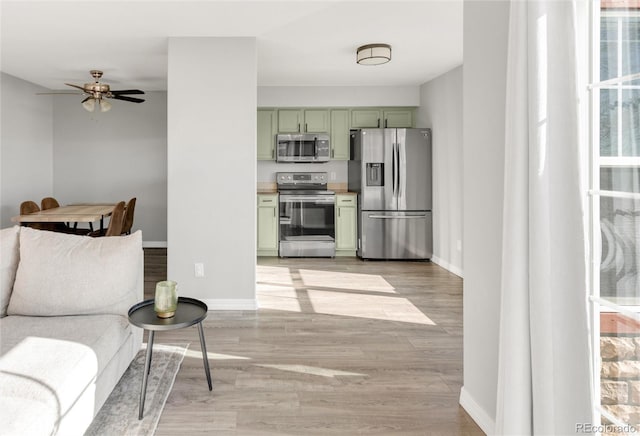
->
left=167, top=37, right=256, bottom=309
left=258, top=86, right=420, bottom=107
left=0, top=72, right=54, bottom=227
left=52, top=91, right=167, bottom=243
left=460, top=1, right=510, bottom=432
left=417, top=65, right=463, bottom=276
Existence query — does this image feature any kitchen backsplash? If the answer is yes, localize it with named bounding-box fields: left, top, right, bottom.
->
left=257, top=160, right=348, bottom=184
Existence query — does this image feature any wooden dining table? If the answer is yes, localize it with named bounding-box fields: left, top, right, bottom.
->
left=11, top=204, right=116, bottom=232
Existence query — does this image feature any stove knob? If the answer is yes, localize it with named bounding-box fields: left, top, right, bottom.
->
left=287, top=176, right=292, bottom=180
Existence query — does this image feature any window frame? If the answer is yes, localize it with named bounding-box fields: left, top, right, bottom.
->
left=589, top=4, right=640, bottom=428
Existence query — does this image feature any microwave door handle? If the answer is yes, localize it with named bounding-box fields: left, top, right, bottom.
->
left=314, top=138, right=318, bottom=158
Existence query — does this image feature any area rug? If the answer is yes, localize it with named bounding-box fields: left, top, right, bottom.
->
left=85, top=343, right=189, bottom=436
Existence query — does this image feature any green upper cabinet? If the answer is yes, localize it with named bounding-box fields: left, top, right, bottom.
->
left=257, top=109, right=277, bottom=160
left=277, top=109, right=303, bottom=133
left=383, top=108, right=414, bottom=128
left=351, top=109, right=382, bottom=128
left=278, top=109, right=329, bottom=133
left=330, top=110, right=350, bottom=160
left=303, top=109, right=329, bottom=133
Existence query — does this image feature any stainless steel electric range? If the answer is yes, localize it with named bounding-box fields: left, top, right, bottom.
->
left=277, top=172, right=335, bottom=258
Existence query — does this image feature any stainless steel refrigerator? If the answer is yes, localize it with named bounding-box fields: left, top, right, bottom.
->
left=348, top=128, right=432, bottom=259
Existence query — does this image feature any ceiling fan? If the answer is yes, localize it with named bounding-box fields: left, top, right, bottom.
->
left=41, top=70, right=145, bottom=112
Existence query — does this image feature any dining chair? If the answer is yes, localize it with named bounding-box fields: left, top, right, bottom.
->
left=40, top=197, right=60, bottom=210
left=20, top=200, right=40, bottom=215
left=41, top=197, right=71, bottom=231
left=89, top=201, right=126, bottom=237
left=19, top=201, right=48, bottom=231
left=121, top=197, right=136, bottom=235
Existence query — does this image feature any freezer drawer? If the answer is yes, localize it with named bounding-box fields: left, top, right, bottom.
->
left=359, top=211, right=432, bottom=260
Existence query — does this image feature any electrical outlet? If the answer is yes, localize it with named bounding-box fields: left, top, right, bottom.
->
left=330, top=171, right=336, bottom=181
left=194, top=263, right=205, bottom=278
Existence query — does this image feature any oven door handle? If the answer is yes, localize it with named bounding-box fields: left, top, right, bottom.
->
left=280, top=196, right=335, bottom=203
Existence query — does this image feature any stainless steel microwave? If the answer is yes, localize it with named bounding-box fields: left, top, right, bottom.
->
left=276, top=133, right=330, bottom=163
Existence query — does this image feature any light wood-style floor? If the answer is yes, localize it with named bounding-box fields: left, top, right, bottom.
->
left=144, top=249, right=483, bottom=435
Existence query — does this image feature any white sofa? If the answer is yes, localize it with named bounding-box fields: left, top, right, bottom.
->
left=0, top=226, right=144, bottom=436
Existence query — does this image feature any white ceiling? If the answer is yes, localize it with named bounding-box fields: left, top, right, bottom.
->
left=0, top=1, right=462, bottom=91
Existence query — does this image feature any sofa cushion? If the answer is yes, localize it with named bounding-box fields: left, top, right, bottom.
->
left=0, top=314, right=135, bottom=434
left=0, top=226, right=20, bottom=318
left=7, top=228, right=142, bottom=317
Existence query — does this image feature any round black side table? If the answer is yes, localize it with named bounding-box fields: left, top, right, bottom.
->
left=128, top=296, right=212, bottom=420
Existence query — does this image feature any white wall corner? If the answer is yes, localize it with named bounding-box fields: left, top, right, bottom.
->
left=431, top=256, right=463, bottom=278
left=202, top=299, right=257, bottom=311
left=459, top=386, right=495, bottom=435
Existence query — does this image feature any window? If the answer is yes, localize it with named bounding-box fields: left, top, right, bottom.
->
left=590, top=1, right=640, bottom=429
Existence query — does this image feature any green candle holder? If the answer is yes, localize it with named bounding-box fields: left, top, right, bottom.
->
left=154, top=280, right=178, bottom=318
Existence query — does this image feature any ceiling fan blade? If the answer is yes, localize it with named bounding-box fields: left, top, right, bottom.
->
left=110, top=95, right=145, bottom=103
left=110, top=89, right=145, bottom=95
left=65, top=83, right=87, bottom=91
left=36, top=92, right=83, bottom=95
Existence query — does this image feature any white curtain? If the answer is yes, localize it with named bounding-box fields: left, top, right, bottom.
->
left=495, top=1, right=593, bottom=434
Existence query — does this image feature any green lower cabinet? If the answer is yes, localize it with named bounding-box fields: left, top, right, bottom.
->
left=335, top=194, right=357, bottom=256
left=257, top=194, right=279, bottom=256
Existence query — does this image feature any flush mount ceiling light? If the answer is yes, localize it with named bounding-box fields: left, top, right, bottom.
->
left=356, top=43, right=392, bottom=66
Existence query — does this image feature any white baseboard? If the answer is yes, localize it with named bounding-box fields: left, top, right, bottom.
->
left=201, top=299, right=257, bottom=311
left=142, top=241, right=168, bottom=248
left=431, top=255, right=463, bottom=278
left=459, top=386, right=494, bottom=435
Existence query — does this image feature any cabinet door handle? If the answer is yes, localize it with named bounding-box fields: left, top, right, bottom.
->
left=298, top=123, right=301, bottom=132
left=305, top=123, right=308, bottom=132
left=385, top=119, right=388, bottom=128
left=331, top=149, right=334, bottom=158
left=377, top=118, right=380, bottom=128
left=272, top=149, right=275, bottom=159
left=273, top=208, right=276, bottom=217
left=338, top=208, right=341, bottom=217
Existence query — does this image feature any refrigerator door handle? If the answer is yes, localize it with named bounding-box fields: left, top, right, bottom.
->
left=398, top=141, right=405, bottom=200
left=367, top=214, right=428, bottom=219
left=394, top=143, right=400, bottom=199
left=391, top=142, right=396, bottom=196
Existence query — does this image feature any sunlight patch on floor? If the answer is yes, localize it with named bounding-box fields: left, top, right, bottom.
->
left=306, top=289, right=436, bottom=325
left=183, top=350, right=251, bottom=360
left=255, top=364, right=366, bottom=378
left=256, top=284, right=301, bottom=312
left=256, top=265, right=293, bottom=286
left=298, top=269, right=396, bottom=293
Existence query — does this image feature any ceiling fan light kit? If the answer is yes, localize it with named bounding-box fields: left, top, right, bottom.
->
left=356, top=43, right=392, bottom=66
